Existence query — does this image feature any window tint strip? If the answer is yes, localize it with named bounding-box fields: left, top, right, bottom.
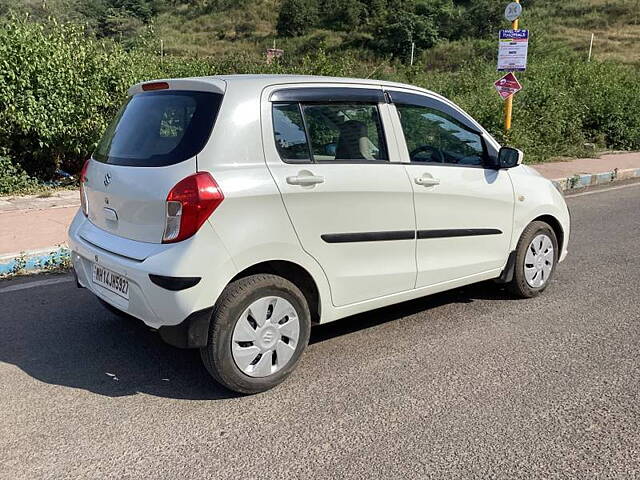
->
left=270, top=88, right=385, bottom=104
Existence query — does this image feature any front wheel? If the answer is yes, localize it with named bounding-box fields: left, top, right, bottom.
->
left=507, top=221, right=559, bottom=298
left=200, top=274, right=311, bottom=394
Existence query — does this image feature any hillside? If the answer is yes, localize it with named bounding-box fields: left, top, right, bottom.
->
left=0, top=0, right=639, bottom=190
left=3, top=0, right=637, bottom=64
left=157, top=0, right=640, bottom=65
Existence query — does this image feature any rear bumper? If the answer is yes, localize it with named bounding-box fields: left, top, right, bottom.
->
left=68, top=210, right=235, bottom=330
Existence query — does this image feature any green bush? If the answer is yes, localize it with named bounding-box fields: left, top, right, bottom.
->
left=402, top=51, right=640, bottom=163
left=0, top=156, right=40, bottom=195
left=0, top=12, right=639, bottom=188
left=0, top=16, right=151, bottom=178
left=276, top=0, right=319, bottom=37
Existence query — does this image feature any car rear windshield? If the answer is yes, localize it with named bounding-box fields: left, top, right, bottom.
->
left=94, top=90, right=223, bottom=167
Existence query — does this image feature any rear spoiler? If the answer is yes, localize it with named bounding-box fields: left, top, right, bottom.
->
left=128, top=78, right=226, bottom=96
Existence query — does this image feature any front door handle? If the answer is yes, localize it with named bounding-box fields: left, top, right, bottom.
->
left=415, top=176, right=440, bottom=187
left=286, top=173, right=325, bottom=186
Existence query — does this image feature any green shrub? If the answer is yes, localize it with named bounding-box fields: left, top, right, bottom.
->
left=0, top=16, right=152, bottom=178
left=276, top=0, right=319, bottom=37
left=0, top=12, right=639, bottom=185
left=387, top=44, right=640, bottom=163
left=0, top=156, right=40, bottom=195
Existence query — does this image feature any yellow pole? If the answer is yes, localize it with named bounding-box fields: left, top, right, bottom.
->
left=504, top=0, right=520, bottom=131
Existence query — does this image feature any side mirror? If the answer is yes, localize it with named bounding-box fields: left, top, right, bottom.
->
left=498, top=147, right=523, bottom=169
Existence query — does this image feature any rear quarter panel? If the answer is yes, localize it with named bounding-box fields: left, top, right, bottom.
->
left=196, top=81, right=334, bottom=320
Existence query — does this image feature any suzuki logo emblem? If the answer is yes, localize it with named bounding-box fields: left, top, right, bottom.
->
left=104, top=172, right=112, bottom=187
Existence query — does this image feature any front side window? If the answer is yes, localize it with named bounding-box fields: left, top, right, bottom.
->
left=397, top=104, right=486, bottom=166
left=271, top=102, right=388, bottom=163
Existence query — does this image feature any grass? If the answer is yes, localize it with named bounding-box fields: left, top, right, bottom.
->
left=531, top=0, right=640, bottom=64
left=154, top=0, right=281, bottom=57
left=148, top=0, right=640, bottom=67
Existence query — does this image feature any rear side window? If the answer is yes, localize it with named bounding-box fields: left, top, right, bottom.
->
left=94, top=91, right=222, bottom=167
left=271, top=102, right=388, bottom=163
left=303, top=104, right=388, bottom=162
left=273, top=103, right=310, bottom=161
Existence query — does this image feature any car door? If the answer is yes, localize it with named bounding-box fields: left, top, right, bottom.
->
left=261, top=85, right=416, bottom=307
left=387, top=89, right=514, bottom=288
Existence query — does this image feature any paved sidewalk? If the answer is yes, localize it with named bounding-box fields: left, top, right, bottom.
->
left=0, top=190, right=78, bottom=258
left=532, top=152, right=640, bottom=180
left=0, top=153, right=639, bottom=272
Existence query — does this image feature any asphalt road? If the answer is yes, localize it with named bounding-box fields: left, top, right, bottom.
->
left=1, top=182, right=639, bottom=479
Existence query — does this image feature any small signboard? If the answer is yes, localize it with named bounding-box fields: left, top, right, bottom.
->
left=497, top=29, right=529, bottom=71
left=494, top=72, right=522, bottom=100
left=266, top=48, right=284, bottom=63
left=504, top=2, right=523, bottom=22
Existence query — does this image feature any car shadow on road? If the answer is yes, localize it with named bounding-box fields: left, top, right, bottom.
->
left=310, top=280, right=516, bottom=345
left=0, top=279, right=515, bottom=401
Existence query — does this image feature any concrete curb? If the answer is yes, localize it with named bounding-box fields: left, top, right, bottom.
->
left=552, top=167, right=640, bottom=192
left=0, top=246, right=70, bottom=276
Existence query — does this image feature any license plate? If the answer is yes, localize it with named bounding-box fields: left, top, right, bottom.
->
left=92, top=263, right=129, bottom=300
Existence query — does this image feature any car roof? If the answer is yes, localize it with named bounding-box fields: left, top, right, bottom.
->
left=199, top=74, right=438, bottom=97
left=129, top=74, right=446, bottom=102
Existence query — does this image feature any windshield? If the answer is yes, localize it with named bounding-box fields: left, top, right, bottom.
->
left=94, top=90, right=223, bottom=167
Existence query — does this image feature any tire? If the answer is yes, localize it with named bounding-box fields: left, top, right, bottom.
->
left=200, top=274, right=311, bottom=394
left=507, top=221, right=559, bottom=298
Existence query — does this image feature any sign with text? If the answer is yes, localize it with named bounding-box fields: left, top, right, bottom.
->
left=494, top=72, right=522, bottom=100
left=497, top=29, right=529, bottom=71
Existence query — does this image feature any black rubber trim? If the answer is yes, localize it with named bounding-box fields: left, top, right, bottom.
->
left=417, top=228, right=502, bottom=239
left=149, top=274, right=201, bottom=291
left=496, top=250, right=517, bottom=284
left=270, top=87, right=385, bottom=103
left=158, top=307, right=214, bottom=349
left=321, top=228, right=502, bottom=243
left=321, top=231, right=415, bottom=243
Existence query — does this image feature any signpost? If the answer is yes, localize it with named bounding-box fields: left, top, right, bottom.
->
left=498, top=0, right=526, bottom=132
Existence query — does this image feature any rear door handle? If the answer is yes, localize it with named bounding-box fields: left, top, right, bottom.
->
left=415, top=176, right=440, bottom=187
left=286, top=174, right=325, bottom=186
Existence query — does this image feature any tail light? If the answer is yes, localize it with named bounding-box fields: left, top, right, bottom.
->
left=162, top=172, right=224, bottom=243
left=142, top=81, right=169, bottom=91
left=79, top=159, right=90, bottom=217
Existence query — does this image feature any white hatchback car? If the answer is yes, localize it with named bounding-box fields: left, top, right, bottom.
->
left=69, top=75, right=570, bottom=393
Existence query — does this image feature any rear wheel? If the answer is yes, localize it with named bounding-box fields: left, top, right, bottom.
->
left=507, top=221, right=558, bottom=298
left=200, top=274, right=311, bottom=394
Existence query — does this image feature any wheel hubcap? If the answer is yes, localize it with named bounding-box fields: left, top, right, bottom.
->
left=524, top=234, right=554, bottom=288
left=231, top=296, right=300, bottom=378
